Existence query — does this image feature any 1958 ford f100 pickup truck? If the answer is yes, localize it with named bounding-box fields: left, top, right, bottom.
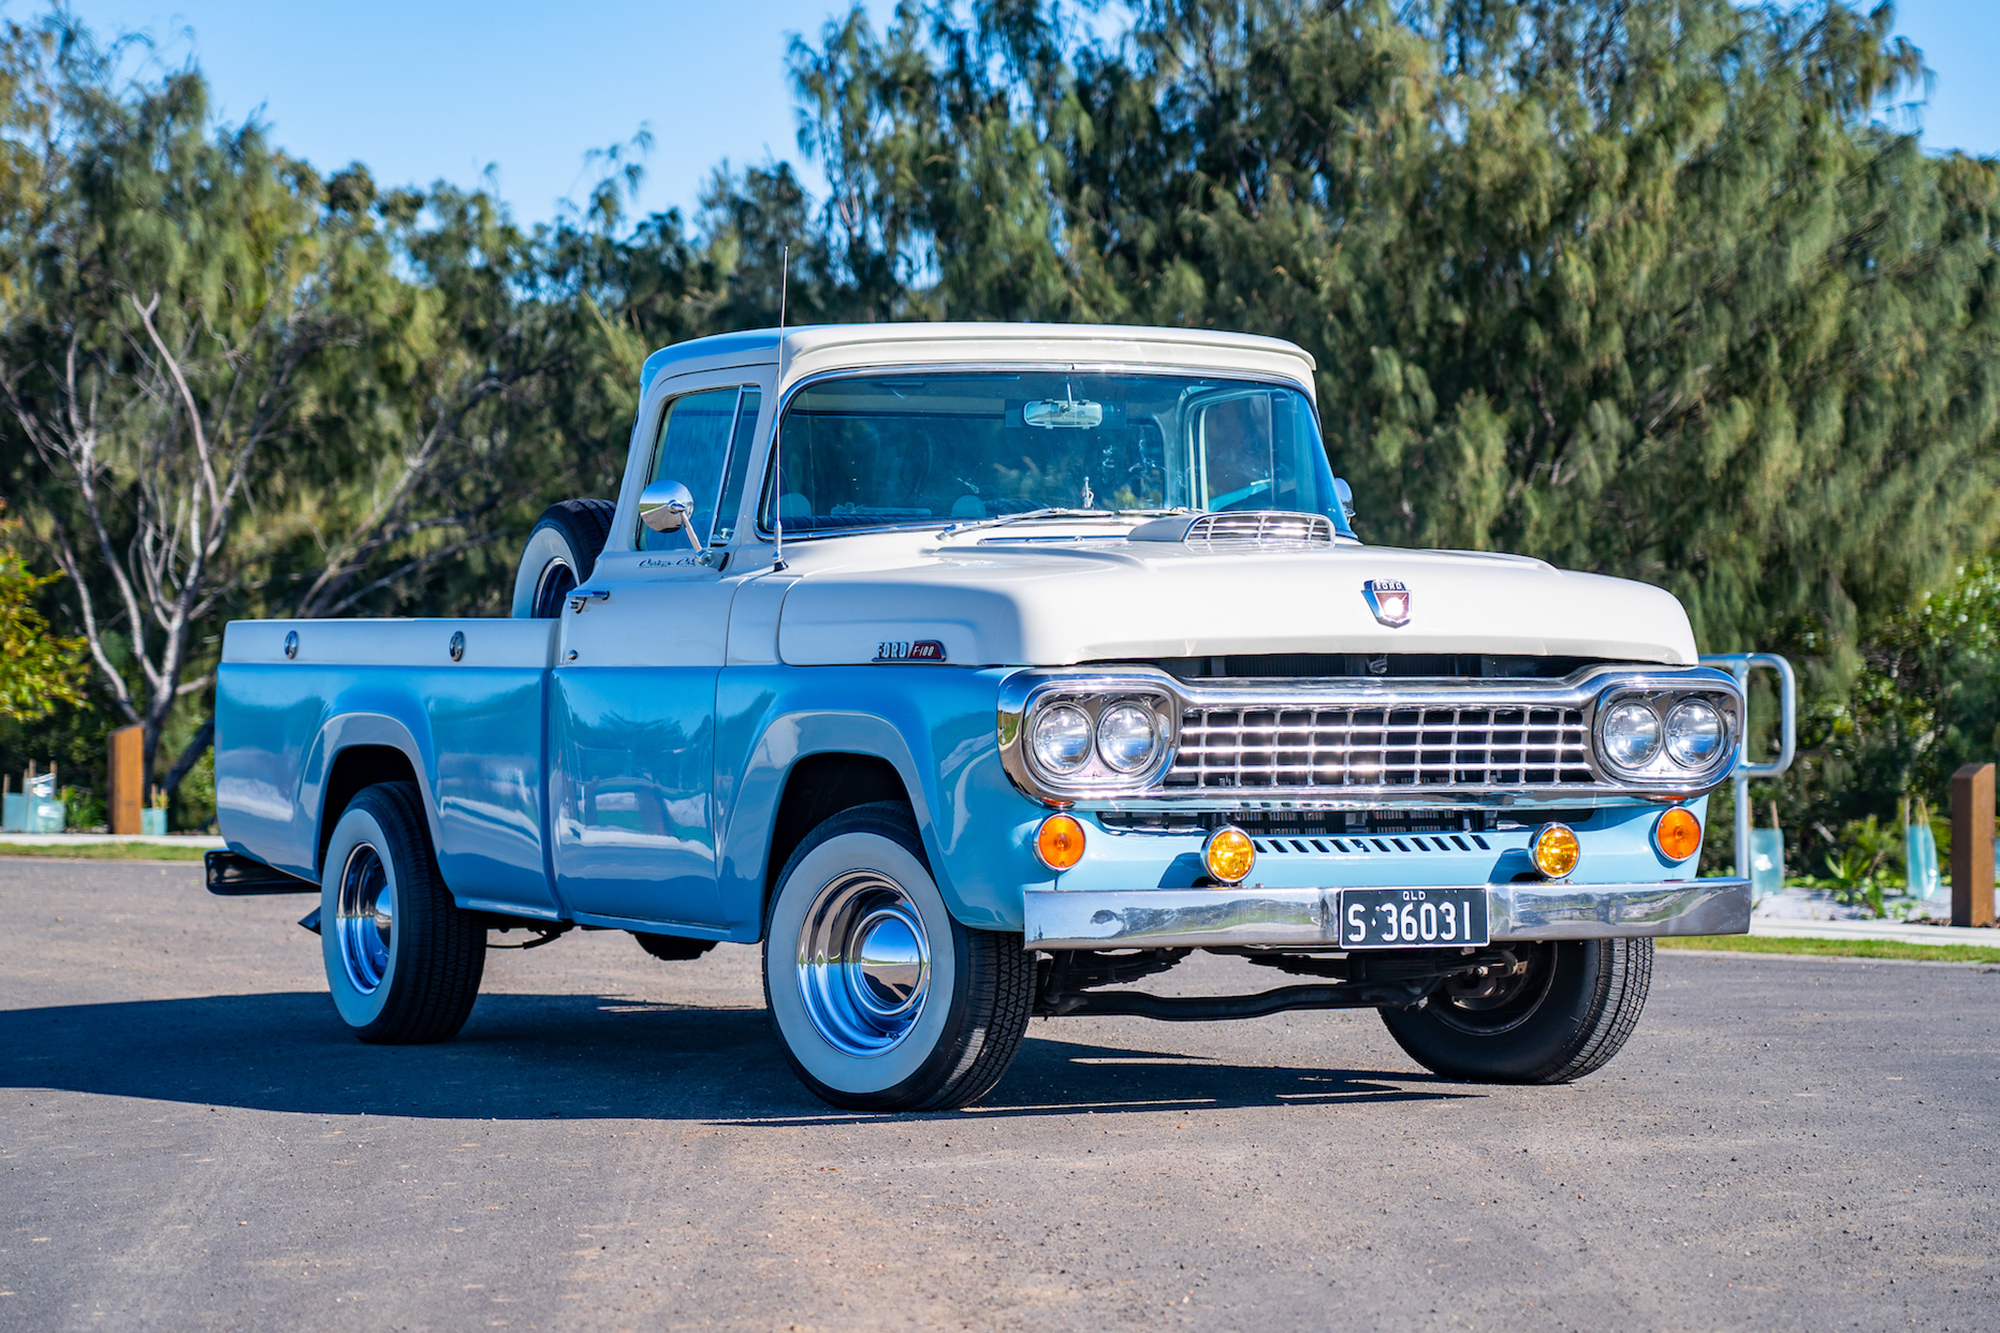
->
left=210, top=322, right=1750, bottom=1111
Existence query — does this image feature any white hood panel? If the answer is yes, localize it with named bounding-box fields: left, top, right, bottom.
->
left=772, top=538, right=1697, bottom=667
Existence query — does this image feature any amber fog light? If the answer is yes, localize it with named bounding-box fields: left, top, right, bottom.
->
left=1035, top=813, right=1086, bottom=871
left=1654, top=807, right=1702, bottom=862
left=1531, top=823, right=1581, bottom=879
left=1203, top=827, right=1256, bottom=885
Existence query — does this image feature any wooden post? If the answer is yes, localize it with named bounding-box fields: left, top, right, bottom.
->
left=108, top=725, right=144, bottom=836
left=1950, top=762, right=1995, bottom=928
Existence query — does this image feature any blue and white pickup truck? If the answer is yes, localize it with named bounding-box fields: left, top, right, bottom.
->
left=210, top=322, right=1749, bottom=1111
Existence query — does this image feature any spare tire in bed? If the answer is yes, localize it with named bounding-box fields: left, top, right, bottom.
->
left=512, top=498, right=616, bottom=618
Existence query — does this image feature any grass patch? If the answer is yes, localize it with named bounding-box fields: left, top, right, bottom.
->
left=1659, top=934, right=2000, bottom=964
left=0, top=841, right=212, bottom=861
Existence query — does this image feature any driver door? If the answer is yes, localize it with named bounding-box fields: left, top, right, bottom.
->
left=551, top=380, right=766, bottom=929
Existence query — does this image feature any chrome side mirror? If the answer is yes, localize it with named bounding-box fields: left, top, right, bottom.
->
left=1332, top=477, right=1355, bottom=523
left=639, top=479, right=696, bottom=539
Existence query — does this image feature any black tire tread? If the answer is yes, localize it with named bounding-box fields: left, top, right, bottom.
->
left=914, top=925, right=1036, bottom=1111
left=350, top=781, right=485, bottom=1045
left=541, top=497, right=616, bottom=570
left=1544, top=936, right=1652, bottom=1083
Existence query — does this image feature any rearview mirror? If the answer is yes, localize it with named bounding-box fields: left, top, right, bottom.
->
left=640, top=479, right=696, bottom=536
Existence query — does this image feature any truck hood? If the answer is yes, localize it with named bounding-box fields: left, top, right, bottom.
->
left=771, top=533, right=1697, bottom=667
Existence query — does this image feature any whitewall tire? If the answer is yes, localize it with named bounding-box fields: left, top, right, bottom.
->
left=763, top=803, right=1033, bottom=1112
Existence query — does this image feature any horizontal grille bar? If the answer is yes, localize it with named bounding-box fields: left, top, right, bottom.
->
left=1166, top=704, right=1596, bottom=791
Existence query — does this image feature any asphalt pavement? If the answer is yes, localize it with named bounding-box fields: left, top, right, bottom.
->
left=3, top=858, right=1996, bottom=1332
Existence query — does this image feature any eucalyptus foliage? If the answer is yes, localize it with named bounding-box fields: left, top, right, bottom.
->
left=4, top=0, right=1999, bottom=836
left=769, top=0, right=2000, bottom=665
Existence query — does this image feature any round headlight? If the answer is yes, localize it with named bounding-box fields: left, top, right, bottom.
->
left=1600, top=701, right=1662, bottom=770
left=1096, top=703, right=1159, bottom=773
left=1664, top=699, right=1726, bottom=769
left=1030, top=704, right=1093, bottom=775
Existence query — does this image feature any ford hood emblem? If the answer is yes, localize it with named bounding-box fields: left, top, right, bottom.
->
left=1362, top=579, right=1411, bottom=628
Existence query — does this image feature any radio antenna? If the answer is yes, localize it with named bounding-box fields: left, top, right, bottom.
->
left=772, top=244, right=789, bottom=573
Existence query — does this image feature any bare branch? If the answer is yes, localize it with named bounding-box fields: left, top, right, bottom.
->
left=131, top=291, right=221, bottom=519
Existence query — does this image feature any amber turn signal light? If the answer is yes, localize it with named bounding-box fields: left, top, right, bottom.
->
left=1035, top=813, right=1086, bottom=871
left=1654, top=807, right=1701, bottom=861
left=1203, top=826, right=1256, bottom=885
left=1530, top=823, right=1581, bottom=879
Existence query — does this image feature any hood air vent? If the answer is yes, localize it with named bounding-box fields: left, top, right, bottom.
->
left=1127, top=511, right=1336, bottom=549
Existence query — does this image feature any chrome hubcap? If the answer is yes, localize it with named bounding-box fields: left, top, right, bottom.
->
left=336, top=843, right=395, bottom=994
left=795, top=871, right=932, bottom=1056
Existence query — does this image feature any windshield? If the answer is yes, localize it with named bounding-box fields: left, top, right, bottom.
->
left=759, top=370, right=1347, bottom=536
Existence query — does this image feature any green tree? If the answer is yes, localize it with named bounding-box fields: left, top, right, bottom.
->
left=0, top=502, right=84, bottom=721
left=778, top=0, right=2000, bottom=677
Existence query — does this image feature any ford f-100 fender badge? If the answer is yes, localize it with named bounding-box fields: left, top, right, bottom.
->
left=1362, top=579, right=1411, bottom=628
left=875, top=639, right=947, bottom=662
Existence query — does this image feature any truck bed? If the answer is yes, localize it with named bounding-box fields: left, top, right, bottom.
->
left=216, top=618, right=563, bottom=919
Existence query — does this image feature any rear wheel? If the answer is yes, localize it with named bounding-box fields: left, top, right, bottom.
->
left=319, top=782, right=485, bottom=1044
left=1379, top=938, right=1653, bottom=1084
left=763, top=803, right=1033, bottom=1112
left=512, top=498, right=615, bottom=618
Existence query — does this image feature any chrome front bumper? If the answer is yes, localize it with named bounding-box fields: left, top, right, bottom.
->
left=1023, top=878, right=1751, bottom=951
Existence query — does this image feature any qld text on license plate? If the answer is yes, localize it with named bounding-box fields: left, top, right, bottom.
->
left=1338, top=888, right=1490, bottom=949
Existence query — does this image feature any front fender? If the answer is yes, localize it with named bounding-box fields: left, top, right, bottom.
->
left=715, top=667, right=1051, bottom=940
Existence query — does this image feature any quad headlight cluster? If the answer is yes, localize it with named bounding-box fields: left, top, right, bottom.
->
left=1593, top=689, right=1736, bottom=784
left=1022, top=690, right=1177, bottom=789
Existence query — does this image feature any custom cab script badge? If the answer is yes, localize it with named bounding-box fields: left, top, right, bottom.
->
left=874, top=639, right=947, bottom=663
left=1361, top=579, right=1412, bottom=628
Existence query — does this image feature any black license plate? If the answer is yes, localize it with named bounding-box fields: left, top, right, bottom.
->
left=1337, top=888, right=1490, bottom=949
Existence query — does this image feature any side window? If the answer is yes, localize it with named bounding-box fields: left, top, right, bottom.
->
left=710, top=389, right=762, bottom=546
left=639, top=387, right=741, bottom=551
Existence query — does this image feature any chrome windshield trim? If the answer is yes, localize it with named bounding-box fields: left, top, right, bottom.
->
left=751, top=361, right=1330, bottom=542
left=998, top=664, right=1744, bottom=806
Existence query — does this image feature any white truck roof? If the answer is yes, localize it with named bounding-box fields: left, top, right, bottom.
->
left=638, top=322, right=1321, bottom=398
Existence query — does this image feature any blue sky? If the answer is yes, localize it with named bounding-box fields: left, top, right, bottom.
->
left=40, top=0, right=2000, bottom=229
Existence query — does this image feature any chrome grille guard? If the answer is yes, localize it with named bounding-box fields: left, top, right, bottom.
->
left=996, top=663, right=1744, bottom=811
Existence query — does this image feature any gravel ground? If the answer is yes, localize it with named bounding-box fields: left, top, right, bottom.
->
left=2, top=858, right=1997, bottom=1332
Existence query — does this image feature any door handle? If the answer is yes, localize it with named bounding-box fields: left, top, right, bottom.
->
left=567, top=588, right=610, bottom=614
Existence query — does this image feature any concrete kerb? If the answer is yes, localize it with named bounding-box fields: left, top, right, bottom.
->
left=1748, top=916, right=2000, bottom=947
left=0, top=832, right=226, bottom=849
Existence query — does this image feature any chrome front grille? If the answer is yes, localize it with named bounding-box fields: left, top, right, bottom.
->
left=1165, top=703, right=1597, bottom=791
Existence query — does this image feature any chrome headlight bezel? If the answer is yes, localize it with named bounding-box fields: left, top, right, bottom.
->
left=1001, top=676, right=1181, bottom=795
left=1589, top=684, right=1738, bottom=787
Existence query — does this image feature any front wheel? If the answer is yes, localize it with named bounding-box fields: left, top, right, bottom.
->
left=1379, top=938, right=1653, bottom=1084
left=319, top=781, right=486, bottom=1044
left=762, top=803, right=1033, bottom=1112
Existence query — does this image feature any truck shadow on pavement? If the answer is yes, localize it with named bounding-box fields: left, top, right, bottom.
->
left=0, top=989, right=1477, bottom=1122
